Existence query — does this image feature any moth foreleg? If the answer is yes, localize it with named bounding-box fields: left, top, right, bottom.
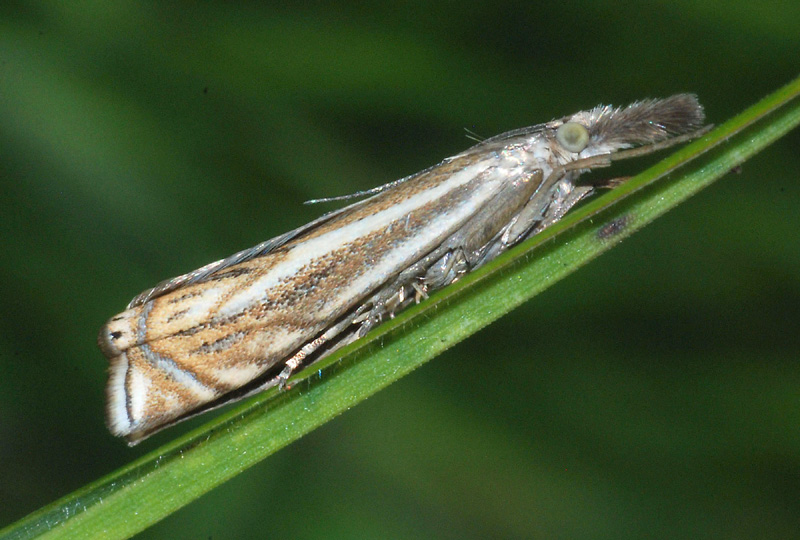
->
left=529, top=183, right=594, bottom=236
left=275, top=309, right=365, bottom=388
left=357, top=168, right=547, bottom=331
left=423, top=248, right=469, bottom=290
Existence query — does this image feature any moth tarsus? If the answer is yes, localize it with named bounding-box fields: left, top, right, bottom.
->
left=98, top=94, right=707, bottom=444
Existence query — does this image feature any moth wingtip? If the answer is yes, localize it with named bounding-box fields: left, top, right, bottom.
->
left=105, top=353, right=134, bottom=438
left=104, top=348, right=209, bottom=445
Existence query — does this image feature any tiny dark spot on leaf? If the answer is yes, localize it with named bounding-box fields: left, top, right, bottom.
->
left=597, top=214, right=633, bottom=241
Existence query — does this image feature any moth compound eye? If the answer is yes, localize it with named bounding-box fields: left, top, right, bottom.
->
left=556, top=122, right=590, bottom=153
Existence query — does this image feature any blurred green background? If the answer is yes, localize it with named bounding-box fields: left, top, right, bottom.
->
left=1, top=2, right=799, bottom=538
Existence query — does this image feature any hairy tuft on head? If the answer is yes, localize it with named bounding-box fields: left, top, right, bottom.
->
left=588, top=94, right=705, bottom=147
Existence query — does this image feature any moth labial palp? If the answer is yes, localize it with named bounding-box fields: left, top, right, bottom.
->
left=98, top=94, right=708, bottom=444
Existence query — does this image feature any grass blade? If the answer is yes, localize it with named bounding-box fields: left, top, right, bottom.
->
left=3, top=75, right=800, bottom=540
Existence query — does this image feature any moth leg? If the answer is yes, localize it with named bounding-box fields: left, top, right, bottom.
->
left=528, top=182, right=595, bottom=236
left=276, top=339, right=325, bottom=389
left=596, top=176, right=631, bottom=189
left=274, top=127, right=707, bottom=384
left=443, top=169, right=545, bottom=262
left=500, top=145, right=640, bottom=245
left=355, top=169, right=546, bottom=335
left=341, top=259, right=450, bottom=336
left=274, top=309, right=365, bottom=388
left=411, top=281, right=428, bottom=301
left=353, top=274, right=426, bottom=338
left=348, top=245, right=469, bottom=338
left=527, top=174, right=637, bottom=236
left=423, top=247, right=470, bottom=290
left=413, top=168, right=549, bottom=289
left=499, top=167, right=570, bottom=244
left=275, top=171, right=621, bottom=389
left=473, top=172, right=596, bottom=269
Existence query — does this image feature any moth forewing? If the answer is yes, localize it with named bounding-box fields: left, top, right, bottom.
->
left=99, top=94, right=706, bottom=444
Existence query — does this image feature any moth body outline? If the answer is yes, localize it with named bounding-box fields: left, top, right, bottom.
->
left=98, top=94, right=706, bottom=444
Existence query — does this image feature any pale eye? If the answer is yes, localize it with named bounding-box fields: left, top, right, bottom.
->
left=556, top=122, right=590, bottom=153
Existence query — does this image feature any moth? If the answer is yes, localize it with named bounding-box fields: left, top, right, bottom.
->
left=99, top=94, right=706, bottom=444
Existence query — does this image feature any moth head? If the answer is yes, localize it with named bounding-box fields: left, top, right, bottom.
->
left=563, top=93, right=706, bottom=155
